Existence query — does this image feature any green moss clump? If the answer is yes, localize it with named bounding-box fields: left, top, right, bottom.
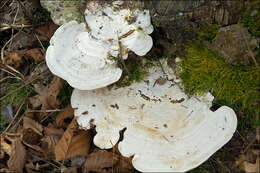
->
left=178, top=42, right=260, bottom=124
left=117, top=59, right=149, bottom=87
left=57, top=82, right=73, bottom=107
left=197, top=24, right=220, bottom=42
left=36, top=8, right=51, bottom=24
left=0, top=79, right=34, bottom=130
left=239, top=0, right=260, bottom=37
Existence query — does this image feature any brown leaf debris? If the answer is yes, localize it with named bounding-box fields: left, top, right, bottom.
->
left=23, top=116, right=43, bottom=136
left=55, top=119, right=91, bottom=161
left=84, top=150, right=119, bottom=172
left=35, top=21, right=59, bottom=41
left=25, top=48, right=45, bottom=62
left=29, top=76, right=63, bottom=119
left=55, top=105, right=74, bottom=128
left=7, top=139, right=26, bottom=173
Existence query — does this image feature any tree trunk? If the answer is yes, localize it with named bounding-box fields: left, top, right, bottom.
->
left=143, top=0, right=244, bottom=56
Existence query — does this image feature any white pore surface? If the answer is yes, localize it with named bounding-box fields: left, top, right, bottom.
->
left=71, top=60, right=237, bottom=172
left=85, top=5, right=153, bottom=56
left=46, top=21, right=122, bottom=90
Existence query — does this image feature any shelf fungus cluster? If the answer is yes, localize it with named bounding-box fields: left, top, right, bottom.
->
left=71, top=60, right=237, bottom=172
left=44, top=1, right=237, bottom=172
left=45, top=1, right=153, bottom=90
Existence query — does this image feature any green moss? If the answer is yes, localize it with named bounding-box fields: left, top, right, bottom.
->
left=36, top=8, right=51, bottom=24
left=57, top=82, right=73, bottom=107
left=239, top=0, right=260, bottom=37
left=197, top=23, right=220, bottom=42
left=178, top=42, right=260, bottom=126
left=117, top=60, right=149, bottom=87
left=0, top=79, right=34, bottom=131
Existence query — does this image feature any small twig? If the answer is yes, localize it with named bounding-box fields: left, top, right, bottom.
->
left=158, top=59, right=166, bottom=74
left=236, top=130, right=246, bottom=143
left=34, top=33, right=46, bottom=52
left=117, top=32, right=130, bottom=75
left=16, top=0, right=35, bottom=24
left=0, top=76, right=21, bottom=83
left=0, top=71, right=47, bottom=101
left=213, top=158, right=231, bottom=173
left=0, top=67, right=20, bottom=78
left=1, top=28, right=24, bottom=79
left=4, top=132, right=22, bottom=137
left=8, top=1, right=19, bottom=52
left=2, top=99, right=25, bottom=133
left=28, top=109, right=62, bottom=113
left=241, top=31, right=259, bottom=70
left=0, top=23, right=32, bottom=31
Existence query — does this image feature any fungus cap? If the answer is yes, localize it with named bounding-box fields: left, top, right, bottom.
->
left=46, top=21, right=122, bottom=90
left=71, top=59, right=237, bottom=172
left=85, top=4, right=153, bottom=56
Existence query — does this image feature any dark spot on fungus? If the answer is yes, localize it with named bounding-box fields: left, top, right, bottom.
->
left=153, top=76, right=167, bottom=87
left=92, top=104, right=96, bottom=107
left=120, top=29, right=135, bottom=39
left=138, top=90, right=150, bottom=101
left=170, top=98, right=185, bottom=104
left=164, top=124, right=168, bottom=128
left=82, top=111, right=88, bottom=115
left=111, top=104, right=119, bottom=109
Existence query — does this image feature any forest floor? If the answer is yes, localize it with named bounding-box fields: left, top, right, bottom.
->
left=0, top=0, right=259, bottom=173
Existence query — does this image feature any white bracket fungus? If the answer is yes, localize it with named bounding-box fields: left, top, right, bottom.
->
left=46, top=2, right=153, bottom=90
left=84, top=3, right=153, bottom=56
left=71, top=59, right=237, bottom=172
left=46, top=21, right=122, bottom=90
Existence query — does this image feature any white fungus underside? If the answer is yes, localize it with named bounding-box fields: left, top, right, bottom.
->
left=71, top=60, right=237, bottom=172
left=46, top=21, right=122, bottom=90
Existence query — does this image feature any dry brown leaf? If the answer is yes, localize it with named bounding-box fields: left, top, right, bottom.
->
left=7, top=139, right=26, bottom=173
left=3, top=50, right=25, bottom=69
left=25, top=161, right=38, bottom=173
left=113, top=155, right=133, bottom=172
left=64, top=167, right=78, bottom=173
left=242, top=157, right=259, bottom=173
left=55, top=105, right=74, bottom=128
left=236, top=150, right=260, bottom=173
left=35, top=21, right=59, bottom=41
left=110, top=144, right=134, bottom=172
left=0, top=136, right=12, bottom=156
left=22, top=129, right=42, bottom=146
left=41, top=126, right=64, bottom=158
left=25, top=48, right=45, bottom=62
left=84, top=150, right=119, bottom=172
left=44, top=126, right=64, bottom=136
left=29, top=76, right=63, bottom=119
left=55, top=119, right=91, bottom=161
left=23, top=116, right=43, bottom=136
